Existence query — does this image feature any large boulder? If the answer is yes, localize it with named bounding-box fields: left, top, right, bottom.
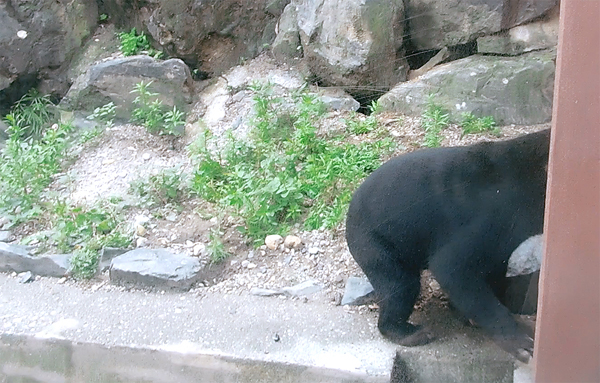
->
left=139, top=0, right=277, bottom=77
left=406, top=0, right=558, bottom=51
left=0, top=0, right=98, bottom=94
left=378, top=51, right=555, bottom=125
left=284, top=0, right=407, bottom=90
left=60, top=55, right=194, bottom=119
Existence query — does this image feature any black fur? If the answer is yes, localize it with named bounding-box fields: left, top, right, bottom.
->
left=346, top=130, right=550, bottom=360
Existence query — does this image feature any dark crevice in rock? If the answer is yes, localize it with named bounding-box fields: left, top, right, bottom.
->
left=0, top=74, right=39, bottom=116
left=403, top=41, right=478, bottom=71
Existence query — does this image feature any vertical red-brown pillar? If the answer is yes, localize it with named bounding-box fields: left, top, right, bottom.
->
left=534, top=1, right=600, bottom=382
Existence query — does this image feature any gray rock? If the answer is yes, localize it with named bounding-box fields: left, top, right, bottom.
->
left=109, top=249, right=201, bottom=291
left=0, top=231, right=11, bottom=242
left=507, top=234, right=544, bottom=277
left=341, top=276, right=375, bottom=306
left=250, top=287, right=282, bottom=296
left=295, top=0, right=407, bottom=89
left=318, top=88, right=360, bottom=112
left=266, top=0, right=291, bottom=16
left=18, top=271, right=34, bottom=283
left=272, top=4, right=302, bottom=63
left=406, top=0, right=558, bottom=50
left=60, top=56, right=193, bottom=120
left=0, top=0, right=97, bottom=93
left=281, top=280, right=322, bottom=297
left=0, top=120, right=8, bottom=147
left=478, top=8, right=559, bottom=55
left=378, top=51, right=555, bottom=125
left=0, top=243, right=70, bottom=278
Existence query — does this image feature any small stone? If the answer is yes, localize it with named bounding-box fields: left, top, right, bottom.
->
left=282, top=280, right=322, bottom=297
left=273, top=333, right=280, bottom=342
left=134, top=215, right=150, bottom=225
left=241, top=260, right=250, bottom=268
left=165, top=212, right=178, bottom=222
left=246, top=262, right=257, bottom=269
left=429, top=279, right=441, bottom=291
left=231, top=260, right=238, bottom=265
left=308, top=247, right=320, bottom=255
left=0, top=231, right=11, bottom=242
left=193, top=243, right=205, bottom=256
left=247, top=251, right=255, bottom=259
left=136, top=237, right=148, bottom=248
left=18, top=271, right=34, bottom=283
left=142, top=153, right=151, bottom=160
left=250, top=287, right=281, bottom=296
left=265, top=235, right=284, bottom=250
left=185, top=240, right=194, bottom=248
left=135, top=224, right=146, bottom=236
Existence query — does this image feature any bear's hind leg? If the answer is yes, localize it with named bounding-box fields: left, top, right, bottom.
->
left=356, top=250, right=434, bottom=346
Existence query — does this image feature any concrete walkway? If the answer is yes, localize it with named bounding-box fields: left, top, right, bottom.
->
left=0, top=273, right=528, bottom=382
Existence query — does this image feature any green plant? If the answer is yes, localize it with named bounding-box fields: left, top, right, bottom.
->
left=70, top=247, right=100, bottom=279
left=163, top=106, right=186, bottom=136
left=99, top=13, right=108, bottom=22
left=118, top=28, right=151, bottom=56
left=207, top=226, right=230, bottom=263
left=131, top=81, right=185, bottom=135
left=190, top=83, right=393, bottom=244
left=345, top=113, right=378, bottom=135
left=131, top=167, right=184, bottom=207
left=421, top=95, right=449, bottom=147
left=10, top=89, right=57, bottom=138
left=117, top=28, right=164, bottom=58
left=0, top=116, right=72, bottom=221
left=79, top=127, right=103, bottom=144
left=87, top=102, right=116, bottom=127
left=49, top=200, right=130, bottom=253
left=460, top=112, right=499, bottom=136
left=368, top=100, right=382, bottom=115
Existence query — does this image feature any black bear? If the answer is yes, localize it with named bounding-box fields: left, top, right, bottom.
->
left=346, top=129, right=550, bottom=362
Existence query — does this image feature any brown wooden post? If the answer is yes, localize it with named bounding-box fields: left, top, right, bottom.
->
left=534, top=1, right=600, bottom=382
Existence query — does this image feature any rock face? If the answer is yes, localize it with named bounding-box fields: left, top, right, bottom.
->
left=140, top=0, right=277, bottom=77
left=109, top=248, right=201, bottom=291
left=272, top=4, right=302, bottom=63
left=478, top=7, right=559, bottom=56
left=60, top=56, right=193, bottom=118
left=0, top=243, right=70, bottom=278
left=279, top=0, right=407, bottom=90
left=406, top=0, right=558, bottom=51
left=378, top=51, right=555, bottom=125
left=0, top=0, right=98, bottom=94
